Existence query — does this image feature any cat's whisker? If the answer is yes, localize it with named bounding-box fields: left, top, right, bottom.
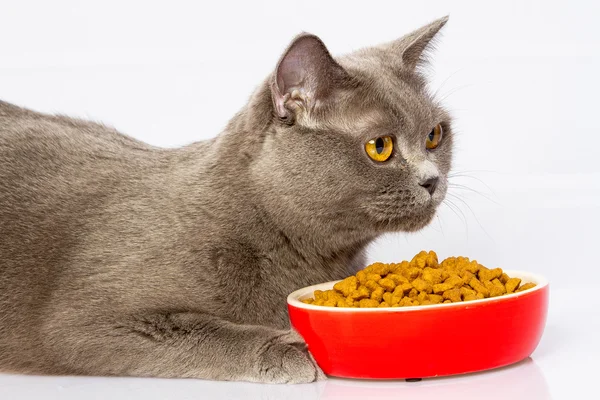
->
left=445, top=192, right=495, bottom=243
left=442, top=198, right=468, bottom=236
left=448, top=169, right=502, bottom=176
left=438, top=214, right=446, bottom=237
left=448, top=171, right=498, bottom=197
left=448, top=183, right=500, bottom=205
left=426, top=214, right=444, bottom=235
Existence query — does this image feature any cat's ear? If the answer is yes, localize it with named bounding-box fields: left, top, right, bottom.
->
left=389, top=16, right=449, bottom=70
left=271, top=33, right=349, bottom=123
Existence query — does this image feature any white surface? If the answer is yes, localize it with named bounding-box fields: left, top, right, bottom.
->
left=1, top=0, right=599, bottom=398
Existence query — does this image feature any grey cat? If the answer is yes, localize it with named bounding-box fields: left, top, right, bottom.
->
left=0, top=17, right=453, bottom=383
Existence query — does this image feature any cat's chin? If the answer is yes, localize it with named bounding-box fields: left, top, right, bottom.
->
left=374, top=206, right=437, bottom=233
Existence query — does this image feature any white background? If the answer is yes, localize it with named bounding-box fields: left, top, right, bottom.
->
left=1, top=0, right=599, bottom=398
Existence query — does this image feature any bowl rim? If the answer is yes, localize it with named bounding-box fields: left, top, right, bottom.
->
left=287, top=269, right=548, bottom=313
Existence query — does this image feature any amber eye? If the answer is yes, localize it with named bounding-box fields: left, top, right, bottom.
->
left=365, top=136, right=394, bottom=162
left=426, top=124, right=443, bottom=150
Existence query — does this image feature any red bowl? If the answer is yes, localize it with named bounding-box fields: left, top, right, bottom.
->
left=287, top=270, right=549, bottom=379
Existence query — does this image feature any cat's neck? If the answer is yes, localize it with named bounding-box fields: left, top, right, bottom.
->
left=178, top=82, right=376, bottom=273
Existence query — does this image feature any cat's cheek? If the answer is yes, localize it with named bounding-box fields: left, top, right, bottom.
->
left=431, top=180, right=448, bottom=205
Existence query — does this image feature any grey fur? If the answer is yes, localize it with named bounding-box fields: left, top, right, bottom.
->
left=0, top=17, right=452, bottom=383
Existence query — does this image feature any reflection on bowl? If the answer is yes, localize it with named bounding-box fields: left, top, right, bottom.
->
left=321, top=357, right=551, bottom=400
left=288, top=270, right=549, bottom=379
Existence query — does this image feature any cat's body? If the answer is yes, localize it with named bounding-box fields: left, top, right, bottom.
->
left=0, top=17, right=452, bottom=383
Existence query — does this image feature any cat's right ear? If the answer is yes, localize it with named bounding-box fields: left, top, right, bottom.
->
left=271, top=33, right=349, bottom=124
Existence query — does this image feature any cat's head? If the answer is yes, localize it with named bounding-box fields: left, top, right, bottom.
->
left=250, top=17, right=452, bottom=236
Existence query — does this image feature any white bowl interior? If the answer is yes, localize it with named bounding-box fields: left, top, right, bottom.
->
left=287, top=270, right=548, bottom=313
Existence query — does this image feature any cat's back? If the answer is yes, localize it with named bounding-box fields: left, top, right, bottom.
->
left=0, top=100, right=155, bottom=164
left=0, top=100, right=171, bottom=215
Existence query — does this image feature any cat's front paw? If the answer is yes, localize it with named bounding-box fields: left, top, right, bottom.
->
left=256, top=330, right=326, bottom=384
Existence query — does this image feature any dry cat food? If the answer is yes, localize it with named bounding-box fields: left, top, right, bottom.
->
left=301, top=251, right=537, bottom=308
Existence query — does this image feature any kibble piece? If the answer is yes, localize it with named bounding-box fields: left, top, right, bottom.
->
left=412, top=278, right=433, bottom=294
left=399, top=297, right=420, bottom=307
left=479, top=267, right=503, bottom=282
left=356, top=270, right=368, bottom=285
left=443, top=288, right=462, bottom=302
left=516, top=282, right=537, bottom=292
left=397, top=282, right=413, bottom=295
left=417, top=292, right=430, bottom=303
left=359, top=299, right=380, bottom=308
left=379, top=278, right=396, bottom=292
left=389, top=261, right=409, bottom=274
left=445, top=274, right=465, bottom=289
left=490, top=267, right=503, bottom=279
left=505, top=277, right=521, bottom=293
left=433, top=282, right=454, bottom=294
left=378, top=302, right=390, bottom=308
left=333, top=276, right=358, bottom=297
left=350, top=285, right=371, bottom=300
left=365, top=279, right=382, bottom=292
left=484, top=279, right=505, bottom=297
left=391, top=286, right=404, bottom=300
left=366, top=262, right=390, bottom=276
left=492, top=279, right=506, bottom=295
left=371, top=287, right=385, bottom=302
left=441, top=270, right=450, bottom=281
left=464, top=261, right=480, bottom=274
left=301, top=298, right=314, bottom=304
left=408, top=288, right=419, bottom=299
left=336, top=299, right=350, bottom=307
left=440, top=257, right=456, bottom=270
left=410, top=251, right=428, bottom=269
left=390, top=296, right=402, bottom=305
left=403, top=267, right=422, bottom=280
left=443, top=300, right=452, bottom=304
left=455, top=257, right=470, bottom=271
left=422, top=267, right=443, bottom=284
left=429, top=294, right=443, bottom=304
left=314, top=290, right=325, bottom=301
left=382, top=292, right=394, bottom=305
left=314, top=299, right=325, bottom=306
left=387, top=273, right=408, bottom=285
left=425, top=251, right=439, bottom=268
left=469, top=277, right=490, bottom=298
left=460, top=287, right=477, bottom=299
left=500, top=273, right=510, bottom=284
left=463, top=293, right=479, bottom=301
left=366, top=273, right=382, bottom=282
left=460, top=270, right=476, bottom=283
left=324, top=290, right=343, bottom=301
left=398, top=297, right=412, bottom=307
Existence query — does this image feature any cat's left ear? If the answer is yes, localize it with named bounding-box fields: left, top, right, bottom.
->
left=271, top=33, right=350, bottom=123
left=388, top=16, right=449, bottom=70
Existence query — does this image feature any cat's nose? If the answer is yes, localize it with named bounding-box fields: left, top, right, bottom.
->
left=419, top=177, right=439, bottom=195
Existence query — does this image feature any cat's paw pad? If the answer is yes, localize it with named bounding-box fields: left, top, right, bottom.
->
left=257, top=330, right=325, bottom=384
